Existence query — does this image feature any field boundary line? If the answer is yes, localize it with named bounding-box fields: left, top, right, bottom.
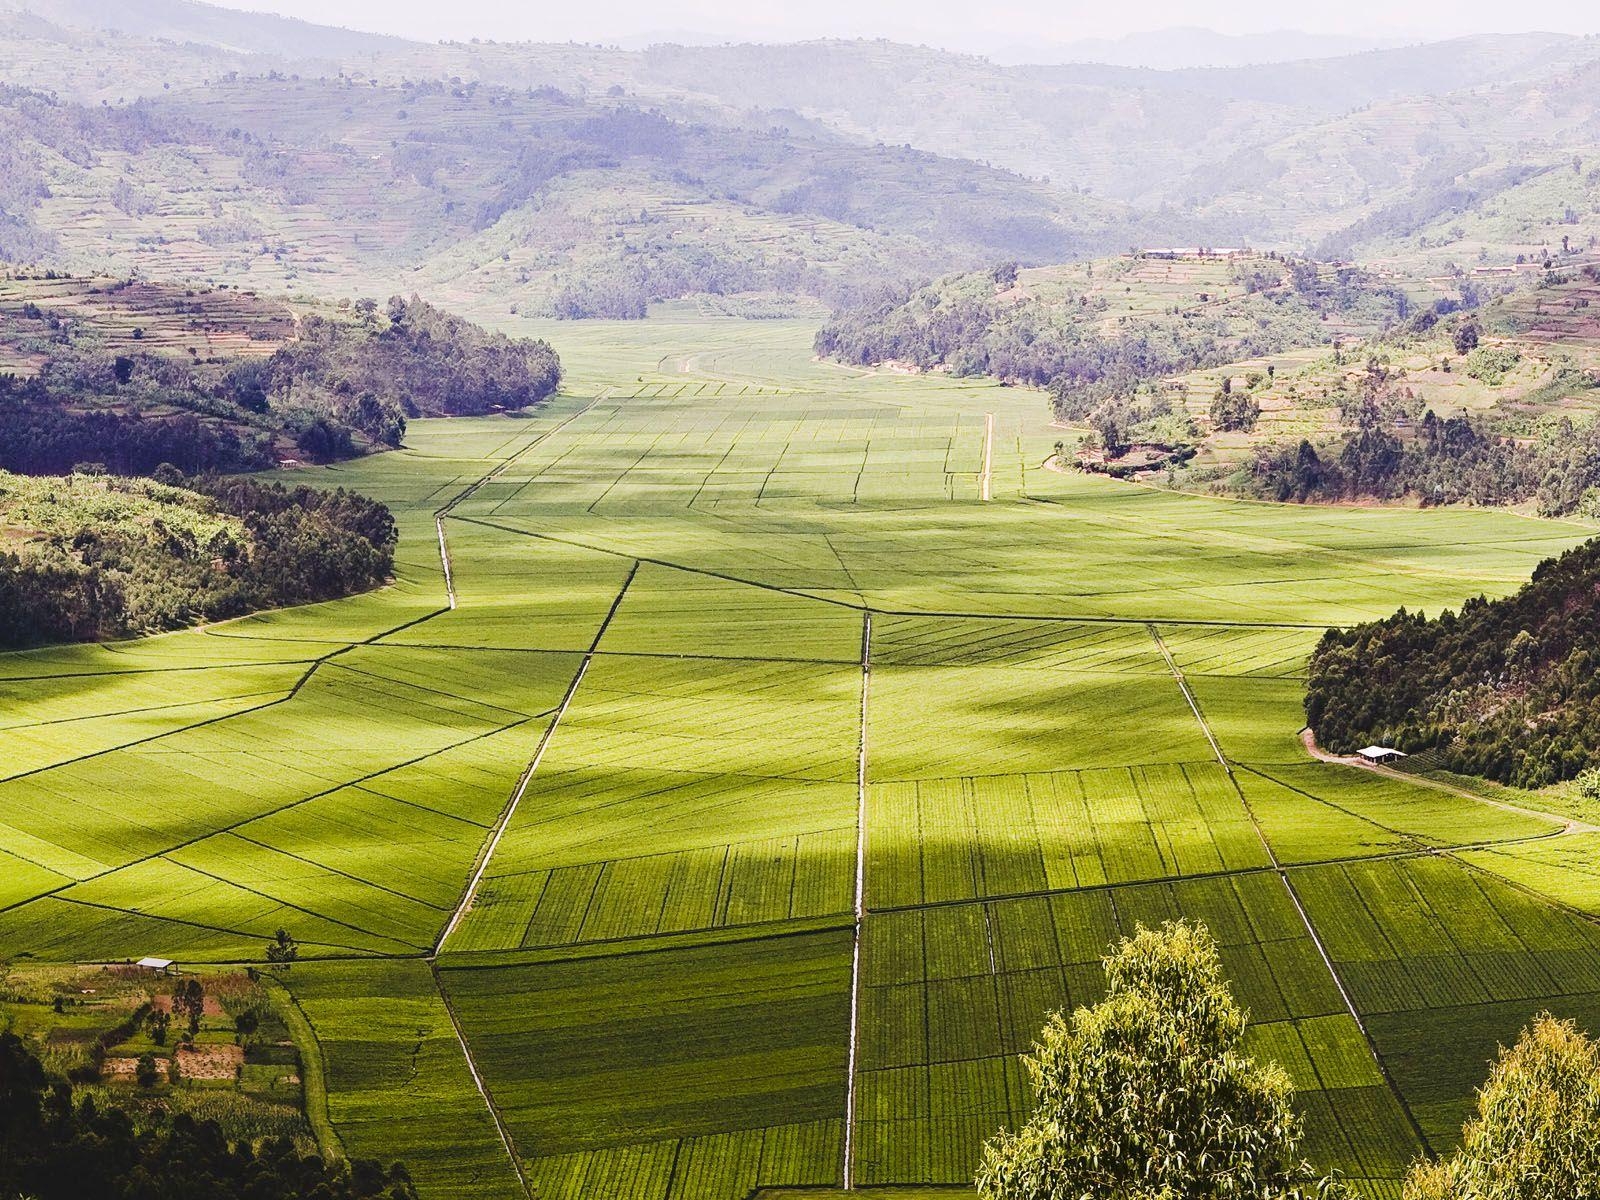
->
left=980, top=411, right=994, bottom=502
left=450, top=515, right=1336, bottom=630
left=454, top=516, right=869, bottom=613
left=433, top=561, right=640, bottom=954
left=427, top=962, right=535, bottom=1200
left=432, top=391, right=610, bottom=609
left=0, top=646, right=354, bottom=786
left=2, top=686, right=291, bottom=733
left=869, top=605, right=1324, bottom=630
left=1298, top=729, right=1600, bottom=835
left=0, top=715, right=534, bottom=922
left=439, top=916, right=855, bottom=972
left=0, top=659, right=318, bottom=683
left=160, top=854, right=431, bottom=952
left=1148, top=622, right=1434, bottom=1158
left=50, top=894, right=391, bottom=957
left=843, top=611, right=871, bottom=1190
left=1240, top=762, right=1574, bottom=855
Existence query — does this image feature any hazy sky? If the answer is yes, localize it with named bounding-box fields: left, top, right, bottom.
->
left=208, top=0, right=1600, bottom=46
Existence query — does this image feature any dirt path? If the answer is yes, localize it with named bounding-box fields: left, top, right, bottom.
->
left=1299, top=728, right=1599, bottom=835
left=842, top=612, right=871, bottom=1190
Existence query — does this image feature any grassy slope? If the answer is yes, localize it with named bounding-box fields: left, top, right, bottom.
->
left=3, top=318, right=1600, bottom=1197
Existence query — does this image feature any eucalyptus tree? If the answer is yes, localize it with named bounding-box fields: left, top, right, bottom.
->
left=977, top=920, right=1347, bottom=1200
left=1405, top=1014, right=1600, bottom=1200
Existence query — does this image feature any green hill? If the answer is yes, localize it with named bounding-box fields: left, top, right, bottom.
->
left=0, top=271, right=561, bottom=473
left=0, top=74, right=1158, bottom=319
left=1307, top=537, right=1600, bottom=788
left=0, top=469, right=395, bottom=646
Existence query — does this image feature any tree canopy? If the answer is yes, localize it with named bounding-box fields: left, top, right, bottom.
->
left=1405, top=1015, right=1600, bottom=1200
left=0, top=1032, right=417, bottom=1200
left=1306, top=537, right=1600, bottom=787
left=976, top=920, right=1347, bottom=1200
left=0, top=471, right=397, bottom=647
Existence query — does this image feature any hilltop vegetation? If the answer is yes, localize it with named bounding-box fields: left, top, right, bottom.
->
left=818, top=253, right=1405, bottom=387
left=0, top=470, right=396, bottom=646
left=817, top=252, right=1410, bottom=467
left=0, top=275, right=561, bottom=472
left=1194, top=263, right=1600, bottom=512
left=1307, top=538, right=1600, bottom=788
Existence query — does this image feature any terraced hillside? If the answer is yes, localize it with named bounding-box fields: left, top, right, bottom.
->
left=3, top=318, right=1600, bottom=1198
left=0, top=74, right=1150, bottom=318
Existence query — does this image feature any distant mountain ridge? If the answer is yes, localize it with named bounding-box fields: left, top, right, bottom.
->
left=3, top=0, right=1600, bottom=315
left=992, top=26, right=1409, bottom=69
left=0, top=0, right=395, bottom=56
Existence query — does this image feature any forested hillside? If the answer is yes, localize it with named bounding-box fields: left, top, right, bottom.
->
left=817, top=252, right=1410, bottom=465
left=0, top=469, right=396, bottom=646
left=0, top=275, right=561, bottom=472
left=1307, top=538, right=1600, bottom=787
left=1204, top=264, right=1600, bottom=512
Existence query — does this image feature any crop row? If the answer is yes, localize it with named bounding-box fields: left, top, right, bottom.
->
left=868, top=762, right=1268, bottom=907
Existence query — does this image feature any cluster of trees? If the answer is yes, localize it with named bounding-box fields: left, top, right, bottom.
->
left=1242, top=407, right=1600, bottom=515
left=0, top=1033, right=416, bottom=1200
left=978, top=921, right=1600, bottom=1200
left=0, top=473, right=396, bottom=648
left=1306, top=538, right=1600, bottom=787
left=270, top=295, right=562, bottom=421
left=0, top=292, right=562, bottom=474
left=1210, top=375, right=1263, bottom=432
left=0, top=391, right=275, bottom=475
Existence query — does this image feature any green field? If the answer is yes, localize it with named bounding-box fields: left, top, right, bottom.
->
left=3, top=316, right=1600, bottom=1198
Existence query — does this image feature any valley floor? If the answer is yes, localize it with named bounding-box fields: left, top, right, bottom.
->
left=5, top=317, right=1600, bottom=1199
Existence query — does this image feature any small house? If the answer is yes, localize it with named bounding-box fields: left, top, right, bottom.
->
left=135, top=956, right=176, bottom=975
left=1356, top=746, right=1406, bottom=765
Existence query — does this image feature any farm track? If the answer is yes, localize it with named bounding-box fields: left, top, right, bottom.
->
left=433, top=562, right=639, bottom=955
left=843, top=612, right=871, bottom=1190
left=429, top=960, right=535, bottom=1200
left=979, top=412, right=993, bottom=502
left=407, top=393, right=626, bottom=1192
left=1299, top=728, right=1600, bottom=836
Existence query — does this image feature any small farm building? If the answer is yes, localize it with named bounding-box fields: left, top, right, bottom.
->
left=136, top=957, right=175, bottom=974
left=1357, top=746, right=1406, bottom=764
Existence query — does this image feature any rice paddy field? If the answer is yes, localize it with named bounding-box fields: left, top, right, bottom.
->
left=4, top=314, right=1600, bottom=1199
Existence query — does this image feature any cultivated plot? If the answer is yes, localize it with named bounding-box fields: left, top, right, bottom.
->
left=6, top=317, right=1600, bottom=1200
